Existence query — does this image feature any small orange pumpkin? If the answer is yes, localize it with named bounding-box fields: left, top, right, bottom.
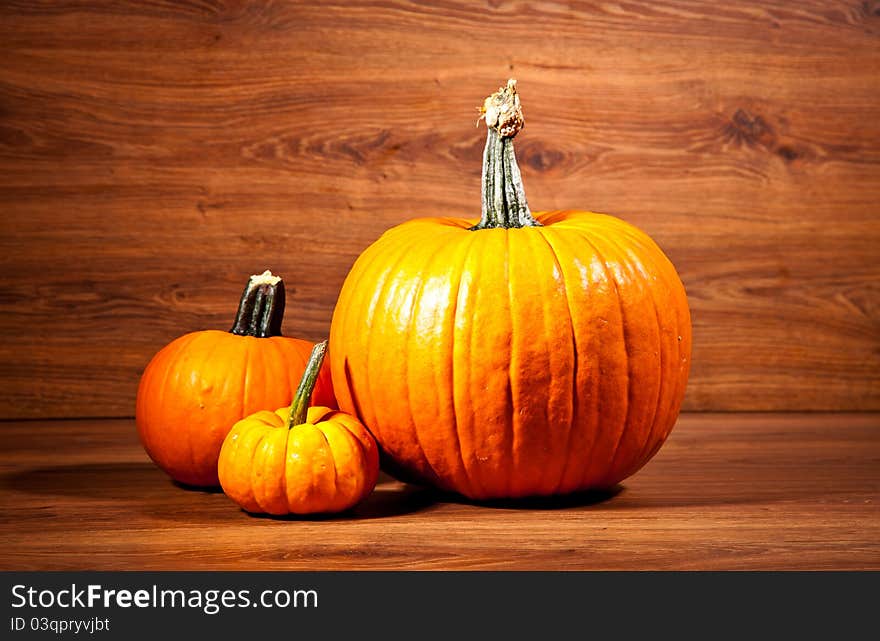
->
left=219, top=341, right=379, bottom=515
left=329, top=80, right=692, bottom=500
left=136, top=270, right=335, bottom=487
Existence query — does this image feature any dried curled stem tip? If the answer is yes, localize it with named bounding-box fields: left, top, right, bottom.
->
left=478, top=78, right=524, bottom=138
left=250, top=269, right=281, bottom=286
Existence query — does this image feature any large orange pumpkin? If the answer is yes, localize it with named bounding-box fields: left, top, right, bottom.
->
left=329, top=80, right=691, bottom=500
left=136, top=270, right=335, bottom=487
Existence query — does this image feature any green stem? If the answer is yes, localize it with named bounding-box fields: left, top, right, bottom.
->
left=230, top=270, right=285, bottom=338
left=287, top=340, right=328, bottom=428
left=470, top=79, right=541, bottom=230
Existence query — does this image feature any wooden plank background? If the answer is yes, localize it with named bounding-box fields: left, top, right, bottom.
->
left=0, top=0, right=878, bottom=419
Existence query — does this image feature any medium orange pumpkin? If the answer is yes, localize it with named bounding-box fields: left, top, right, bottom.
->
left=329, top=80, right=691, bottom=500
left=218, top=341, right=379, bottom=515
left=136, top=270, right=335, bottom=487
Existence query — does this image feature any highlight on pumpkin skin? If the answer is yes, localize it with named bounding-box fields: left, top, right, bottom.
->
left=217, top=340, right=380, bottom=516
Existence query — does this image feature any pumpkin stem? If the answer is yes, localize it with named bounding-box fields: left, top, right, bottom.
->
left=471, top=79, right=541, bottom=230
left=287, top=340, right=328, bottom=428
left=230, top=270, right=286, bottom=338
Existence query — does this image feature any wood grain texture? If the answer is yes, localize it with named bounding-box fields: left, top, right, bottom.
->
left=0, top=1, right=878, bottom=418
left=0, top=413, right=878, bottom=570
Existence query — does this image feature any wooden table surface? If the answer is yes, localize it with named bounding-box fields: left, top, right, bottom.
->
left=1, top=413, right=878, bottom=571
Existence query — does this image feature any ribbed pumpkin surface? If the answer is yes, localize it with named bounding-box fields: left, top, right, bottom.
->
left=329, top=210, right=691, bottom=500
left=136, top=331, right=335, bottom=487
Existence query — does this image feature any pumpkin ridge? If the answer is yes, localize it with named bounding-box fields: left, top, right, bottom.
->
left=283, top=428, right=303, bottom=512
left=331, top=225, right=410, bottom=424
left=360, top=425, right=379, bottom=493
left=359, top=229, right=425, bottom=448
left=341, top=358, right=367, bottom=436
left=182, top=332, right=221, bottom=483
left=450, top=229, right=486, bottom=498
left=466, top=228, right=515, bottom=498
left=507, top=231, right=543, bottom=495
left=540, top=227, right=602, bottom=492
left=604, top=232, right=668, bottom=476
left=530, top=228, right=577, bottom=494
left=604, top=223, right=689, bottom=467
left=207, top=333, right=244, bottom=481
left=361, top=230, right=426, bottom=459
left=403, top=230, right=462, bottom=490
left=241, top=422, right=266, bottom=512
left=598, top=232, right=662, bottom=483
left=248, top=429, right=271, bottom=513
left=533, top=210, right=567, bottom=226
left=537, top=222, right=607, bottom=488
left=315, top=422, right=340, bottom=509
left=568, top=229, right=629, bottom=488
left=351, top=428, right=370, bottom=502
left=279, top=422, right=290, bottom=513
left=217, top=422, right=237, bottom=504
left=346, top=419, right=375, bottom=505
left=267, top=426, right=291, bottom=514
left=649, top=279, right=690, bottom=458
left=306, top=405, right=335, bottom=425
left=266, top=427, right=290, bottom=515
left=341, top=420, right=372, bottom=509
left=234, top=422, right=253, bottom=506
left=508, top=230, right=553, bottom=496
left=592, top=234, right=636, bottom=486
left=505, top=231, right=520, bottom=496
left=626, top=245, right=667, bottom=474
left=417, top=228, right=479, bottom=494
left=502, top=230, right=515, bottom=497
left=535, top=227, right=580, bottom=495
left=147, top=334, right=189, bottom=472
left=471, top=230, right=516, bottom=497
left=137, top=332, right=197, bottom=474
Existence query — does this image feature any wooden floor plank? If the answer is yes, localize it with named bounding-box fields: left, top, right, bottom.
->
left=0, top=413, right=877, bottom=570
